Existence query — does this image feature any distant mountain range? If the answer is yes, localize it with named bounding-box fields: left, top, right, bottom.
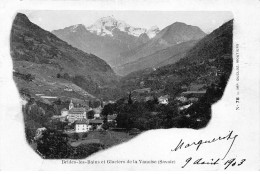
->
left=52, top=17, right=206, bottom=76
left=52, top=16, right=160, bottom=66
left=86, top=16, right=160, bottom=38
left=115, top=40, right=198, bottom=76
left=11, top=13, right=119, bottom=101
left=120, top=19, right=233, bottom=97
left=111, top=22, right=206, bottom=75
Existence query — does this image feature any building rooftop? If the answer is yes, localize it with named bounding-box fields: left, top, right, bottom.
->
left=133, top=88, right=151, bottom=93
left=61, top=108, right=68, bottom=111
left=75, top=119, right=89, bottom=124
left=69, top=107, right=86, bottom=114
left=158, top=95, right=170, bottom=99
left=89, top=119, right=103, bottom=124
left=181, top=90, right=207, bottom=95
left=108, top=114, right=117, bottom=120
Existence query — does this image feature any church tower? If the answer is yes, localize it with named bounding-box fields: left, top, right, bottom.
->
left=69, top=100, right=74, bottom=110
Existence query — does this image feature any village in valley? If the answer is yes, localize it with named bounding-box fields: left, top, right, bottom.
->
left=21, top=79, right=208, bottom=147
left=28, top=82, right=208, bottom=141
left=19, top=63, right=228, bottom=159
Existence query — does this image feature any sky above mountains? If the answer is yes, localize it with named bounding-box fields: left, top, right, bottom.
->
left=23, top=11, right=233, bottom=33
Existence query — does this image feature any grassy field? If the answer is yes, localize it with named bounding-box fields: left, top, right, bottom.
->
left=13, top=60, right=96, bottom=102
left=73, top=130, right=137, bottom=149
left=70, top=139, right=101, bottom=147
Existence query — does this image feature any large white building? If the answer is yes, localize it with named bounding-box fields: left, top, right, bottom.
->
left=61, top=108, right=69, bottom=116
left=74, top=119, right=104, bottom=132
left=158, top=95, right=169, bottom=105
left=75, top=119, right=92, bottom=133
left=60, top=100, right=87, bottom=123
left=68, top=107, right=87, bottom=122
left=58, top=100, right=104, bottom=132
left=68, top=100, right=86, bottom=122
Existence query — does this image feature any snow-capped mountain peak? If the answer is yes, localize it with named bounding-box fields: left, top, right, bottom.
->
left=69, top=24, right=86, bottom=33
left=86, top=16, right=149, bottom=37
left=86, top=16, right=128, bottom=36
left=82, top=16, right=160, bottom=38
left=146, top=25, right=160, bottom=38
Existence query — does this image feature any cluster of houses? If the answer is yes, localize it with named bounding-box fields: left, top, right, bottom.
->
left=131, top=87, right=170, bottom=105
left=176, top=90, right=206, bottom=110
left=175, top=83, right=207, bottom=115
left=48, top=82, right=207, bottom=133
left=51, top=100, right=116, bottom=133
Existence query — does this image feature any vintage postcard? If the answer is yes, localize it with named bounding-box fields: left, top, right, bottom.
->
left=0, top=0, right=259, bottom=171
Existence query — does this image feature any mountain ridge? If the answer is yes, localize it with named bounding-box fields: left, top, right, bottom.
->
left=85, top=16, right=158, bottom=38
left=120, top=19, right=233, bottom=97
left=11, top=13, right=119, bottom=101
left=52, top=18, right=151, bottom=65
left=52, top=17, right=206, bottom=69
left=111, top=22, right=206, bottom=68
left=114, top=40, right=198, bottom=76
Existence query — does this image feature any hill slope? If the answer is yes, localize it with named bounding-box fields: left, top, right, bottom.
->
left=11, top=13, right=119, bottom=101
left=120, top=20, right=233, bottom=96
left=114, top=40, right=198, bottom=76
left=113, top=22, right=206, bottom=67
left=52, top=16, right=159, bottom=66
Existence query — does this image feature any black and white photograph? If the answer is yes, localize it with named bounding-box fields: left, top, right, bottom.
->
left=0, top=0, right=259, bottom=171
left=10, top=10, right=234, bottom=159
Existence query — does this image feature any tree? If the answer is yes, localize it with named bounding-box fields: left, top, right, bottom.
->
left=71, top=133, right=79, bottom=140
left=25, top=73, right=35, bottom=81
left=100, top=99, right=104, bottom=108
left=218, top=74, right=227, bottom=91
left=55, top=121, right=67, bottom=131
left=93, top=100, right=101, bottom=108
left=87, top=110, right=95, bottom=119
left=36, top=130, right=72, bottom=159
left=54, top=98, right=62, bottom=105
left=26, top=104, right=47, bottom=125
left=152, top=96, right=159, bottom=105
left=102, top=122, right=109, bottom=130
left=101, top=103, right=114, bottom=116
left=82, top=132, right=88, bottom=138
left=73, top=143, right=103, bottom=159
left=25, top=127, right=36, bottom=143
left=128, top=91, right=133, bottom=105
left=45, top=110, right=54, bottom=120
left=56, top=73, right=61, bottom=78
left=19, top=88, right=30, bottom=96
left=116, top=112, right=132, bottom=130
left=63, top=73, right=70, bottom=80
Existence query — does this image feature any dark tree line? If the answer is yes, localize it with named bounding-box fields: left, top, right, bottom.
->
left=101, top=96, right=180, bottom=131
left=36, top=129, right=103, bottom=159
left=13, top=71, right=35, bottom=82
left=182, top=74, right=229, bottom=129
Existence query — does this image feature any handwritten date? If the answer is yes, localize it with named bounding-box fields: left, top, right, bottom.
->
left=181, top=157, right=246, bottom=170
